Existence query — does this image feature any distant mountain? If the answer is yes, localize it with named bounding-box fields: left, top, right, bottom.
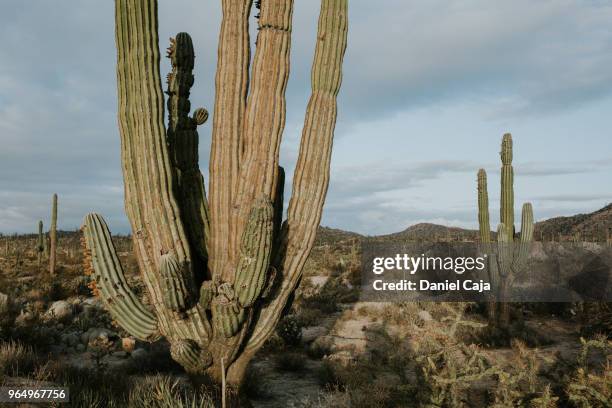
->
left=314, top=226, right=363, bottom=246
left=534, top=203, right=612, bottom=241
left=376, top=222, right=478, bottom=241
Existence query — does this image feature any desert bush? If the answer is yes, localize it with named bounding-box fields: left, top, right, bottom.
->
left=277, top=315, right=303, bottom=347
left=565, top=335, right=611, bottom=408
left=302, top=278, right=358, bottom=314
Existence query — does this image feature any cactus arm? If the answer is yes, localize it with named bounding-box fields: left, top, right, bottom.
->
left=513, top=202, right=534, bottom=273
left=208, top=0, right=253, bottom=281
left=112, top=0, right=215, bottom=353
left=165, top=32, right=210, bottom=273
left=82, top=213, right=160, bottom=341
left=500, top=133, right=514, bottom=241
left=477, top=169, right=491, bottom=244
left=115, top=0, right=198, bottom=318
left=497, top=223, right=512, bottom=278
left=228, top=0, right=294, bottom=282
left=243, top=0, right=348, bottom=354
left=234, top=197, right=274, bottom=307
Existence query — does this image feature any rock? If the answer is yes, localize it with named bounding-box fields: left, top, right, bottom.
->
left=130, top=348, right=147, bottom=360
left=309, top=276, right=329, bottom=288
left=301, top=326, right=328, bottom=343
left=112, top=351, right=128, bottom=358
left=417, top=310, right=433, bottom=323
left=47, top=300, right=72, bottom=320
left=122, top=337, right=136, bottom=353
left=15, top=311, right=32, bottom=327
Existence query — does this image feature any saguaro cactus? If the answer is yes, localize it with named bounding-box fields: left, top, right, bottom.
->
left=478, top=134, right=534, bottom=327
left=49, top=193, right=57, bottom=275
left=36, top=220, right=44, bottom=269
left=81, top=0, right=348, bottom=388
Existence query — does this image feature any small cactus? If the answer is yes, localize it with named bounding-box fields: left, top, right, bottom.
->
left=36, top=221, right=44, bottom=268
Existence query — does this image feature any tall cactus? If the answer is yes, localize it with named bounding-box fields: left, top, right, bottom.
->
left=478, top=134, right=534, bottom=327
left=49, top=193, right=57, bottom=275
left=36, top=220, right=44, bottom=269
left=81, top=0, right=348, bottom=388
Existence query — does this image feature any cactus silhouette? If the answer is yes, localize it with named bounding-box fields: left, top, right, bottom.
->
left=478, top=134, right=534, bottom=327
left=36, top=220, right=44, bottom=269
left=81, top=0, right=348, bottom=389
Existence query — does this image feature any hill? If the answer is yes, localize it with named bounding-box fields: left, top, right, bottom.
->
left=534, top=203, right=612, bottom=241
left=376, top=222, right=478, bottom=241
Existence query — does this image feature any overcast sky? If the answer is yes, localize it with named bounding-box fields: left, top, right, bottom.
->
left=1, top=0, right=611, bottom=235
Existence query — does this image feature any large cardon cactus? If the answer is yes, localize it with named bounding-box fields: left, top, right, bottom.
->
left=81, top=0, right=348, bottom=388
left=478, top=134, right=534, bottom=327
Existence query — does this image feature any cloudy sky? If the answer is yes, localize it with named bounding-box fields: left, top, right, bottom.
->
left=1, top=0, right=611, bottom=235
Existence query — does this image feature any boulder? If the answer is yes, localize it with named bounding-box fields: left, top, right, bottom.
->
left=47, top=301, right=72, bottom=320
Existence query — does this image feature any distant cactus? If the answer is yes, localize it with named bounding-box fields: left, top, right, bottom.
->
left=49, top=193, right=57, bottom=275
left=81, top=0, right=348, bottom=389
left=478, top=134, right=534, bottom=327
left=36, top=220, right=44, bottom=268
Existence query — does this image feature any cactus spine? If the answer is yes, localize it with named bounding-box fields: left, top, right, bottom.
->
left=49, top=193, right=57, bottom=275
left=81, top=0, right=348, bottom=388
left=478, top=134, right=534, bottom=328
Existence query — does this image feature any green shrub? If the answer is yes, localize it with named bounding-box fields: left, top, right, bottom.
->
left=277, top=315, right=302, bottom=346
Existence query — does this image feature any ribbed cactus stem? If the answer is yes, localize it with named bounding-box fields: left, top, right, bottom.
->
left=170, top=339, right=213, bottom=373
left=235, top=197, right=274, bottom=307
left=477, top=169, right=491, bottom=244
left=159, top=253, right=191, bottom=312
left=212, top=284, right=246, bottom=338
left=245, top=0, right=349, bottom=354
left=199, top=281, right=215, bottom=310
left=166, top=32, right=210, bottom=269
left=229, top=0, right=295, bottom=280
left=82, top=213, right=159, bottom=341
left=500, top=133, right=514, bottom=241
left=515, top=203, right=534, bottom=271
left=49, top=193, right=57, bottom=275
